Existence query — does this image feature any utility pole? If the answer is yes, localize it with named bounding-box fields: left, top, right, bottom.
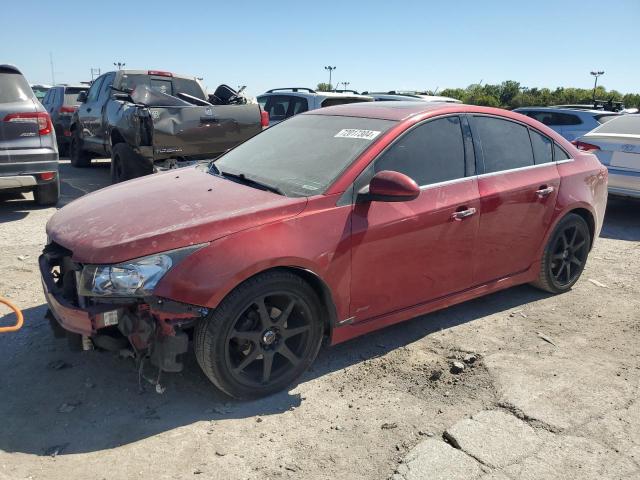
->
left=49, top=52, right=55, bottom=85
left=114, top=62, right=126, bottom=70
left=590, top=70, right=604, bottom=101
left=324, top=66, right=336, bottom=90
left=90, top=68, right=101, bottom=82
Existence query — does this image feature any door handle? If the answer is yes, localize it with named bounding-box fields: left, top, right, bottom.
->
left=536, top=185, right=554, bottom=198
left=451, top=207, right=477, bottom=220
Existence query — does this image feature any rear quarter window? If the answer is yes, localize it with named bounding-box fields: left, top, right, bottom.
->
left=474, top=116, right=534, bottom=173
left=530, top=130, right=553, bottom=164
left=0, top=72, right=33, bottom=103
left=554, top=144, right=570, bottom=161
left=321, top=97, right=369, bottom=108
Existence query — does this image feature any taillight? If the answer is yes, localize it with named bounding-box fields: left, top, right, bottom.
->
left=148, top=70, right=173, bottom=77
left=3, top=112, right=53, bottom=135
left=571, top=140, right=600, bottom=152
left=40, top=172, right=56, bottom=181
left=260, top=110, right=270, bottom=128
left=59, top=106, right=77, bottom=114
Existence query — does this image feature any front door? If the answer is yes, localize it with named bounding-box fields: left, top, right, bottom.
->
left=349, top=115, right=480, bottom=322
left=469, top=115, right=560, bottom=284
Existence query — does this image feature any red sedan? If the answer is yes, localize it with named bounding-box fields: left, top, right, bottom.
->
left=40, top=102, right=608, bottom=398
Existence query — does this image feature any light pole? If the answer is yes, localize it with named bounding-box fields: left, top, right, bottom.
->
left=590, top=70, right=604, bottom=101
left=341, top=81, right=350, bottom=91
left=324, top=66, right=336, bottom=90
left=114, top=62, right=126, bottom=70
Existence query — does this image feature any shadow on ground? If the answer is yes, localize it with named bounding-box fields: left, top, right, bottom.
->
left=0, top=160, right=111, bottom=223
left=600, top=196, right=640, bottom=241
left=0, top=284, right=548, bottom=457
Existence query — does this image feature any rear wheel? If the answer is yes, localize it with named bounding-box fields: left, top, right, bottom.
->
left=194, top=271, right=324, bottom=399
left=69, top=130, right=92, bottom=168
left=33, top=178, right=60, bottom=206
left=110, top=143, right=152, bottom=183
left=532, top=213, right=591, bottom=293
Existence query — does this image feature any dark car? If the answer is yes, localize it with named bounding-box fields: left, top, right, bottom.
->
left=0, top=65, right=59, bottom=205
left=69, top=70, right=265, bottom=183
left=41, top=102, right=607, bottom=399
left=41, top=84, right=87, bottom=156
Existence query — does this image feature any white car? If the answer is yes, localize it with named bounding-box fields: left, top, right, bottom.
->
left=257, top=88, right=372, bottom=126
left=514, top=107, right=618, bottom=141
left=574, top=114, right=640, bottom=198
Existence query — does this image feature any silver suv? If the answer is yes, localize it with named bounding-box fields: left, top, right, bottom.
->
left=513, top=107, right=618, bottom=142
left=257, top=88, right=372, bottom=126
left=0, top=65, right=59, bottom=205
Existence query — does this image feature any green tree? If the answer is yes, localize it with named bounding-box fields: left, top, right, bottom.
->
left=317, top=83, right=333, bottom=92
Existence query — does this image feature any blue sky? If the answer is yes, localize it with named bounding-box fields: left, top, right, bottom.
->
left=2, top=0, right=639, bottom=97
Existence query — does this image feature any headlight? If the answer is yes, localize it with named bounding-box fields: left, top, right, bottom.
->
left=78, top=244, right=207, bottom=297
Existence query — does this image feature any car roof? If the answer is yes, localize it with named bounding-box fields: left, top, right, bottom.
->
left=305, top=101, right=469, bottom=120
left=259, top=88, right=371, bottom=99
left=514, top=106, right=613, bottom=115
left=0, top=64, right=23, bottom=75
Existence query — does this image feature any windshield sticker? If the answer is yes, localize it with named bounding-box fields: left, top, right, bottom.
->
left=334, top=129, right=381, bottom=140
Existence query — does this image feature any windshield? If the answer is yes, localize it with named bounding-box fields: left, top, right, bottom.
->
left=213, top=114, right=396, bottom=197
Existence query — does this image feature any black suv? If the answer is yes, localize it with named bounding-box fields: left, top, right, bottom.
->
left=41, top=85, right=87, bottom=156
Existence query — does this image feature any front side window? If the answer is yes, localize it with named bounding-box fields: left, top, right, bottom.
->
left=86, top=76, right=105, bottom=103
left=474, top=116, right=534, bottom=173
left=214, top=114, right=396, bottom=197
left=374, top=116, right=466, bottom=186
left=530, top=130, right=553, bottom=164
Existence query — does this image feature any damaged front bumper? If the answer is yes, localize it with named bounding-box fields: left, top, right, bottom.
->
left=39, top=243, right=207, bottom=373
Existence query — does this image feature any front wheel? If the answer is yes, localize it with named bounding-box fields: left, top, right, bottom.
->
left=69, top=130, right=92, bottom=168
left=532, top=213, right=591, bottom=293
left=194, top=271, right=325, bottom=399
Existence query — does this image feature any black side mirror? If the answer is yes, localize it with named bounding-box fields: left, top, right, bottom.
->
left=77, top=91, right=87, bottom=103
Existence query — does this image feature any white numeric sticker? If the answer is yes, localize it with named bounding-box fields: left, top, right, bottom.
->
left=334, top=129, right=381, bottom=140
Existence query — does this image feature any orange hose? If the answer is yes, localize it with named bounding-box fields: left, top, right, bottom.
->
left=0, top=297, right=23, bottom=333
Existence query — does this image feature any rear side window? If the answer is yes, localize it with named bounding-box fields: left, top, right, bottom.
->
left=530, top=130, right=553, bottom=164
left=262, top=95, right=308, bottom=121
left=474, top=116, right=534, bottom=173
left=63, top=87, right=86, bottom=105
left=321, top=97, right=369, bottom=108
left=375, top=116, right=466, bottom=186
left=0, top=72, right=33, bottom=103
left=553, top=113, right=582, bottom=126
left=554, top=144, right=570, bottom=161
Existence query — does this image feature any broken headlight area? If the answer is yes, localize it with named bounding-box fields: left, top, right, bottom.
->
left=40, top=242, right=210, bottom=384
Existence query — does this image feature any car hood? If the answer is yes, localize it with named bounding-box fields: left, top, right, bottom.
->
left=47, top=167, right=308, bottom=264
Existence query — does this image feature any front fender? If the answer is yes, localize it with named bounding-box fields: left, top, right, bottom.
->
left=153, top=195, right=353, bottom=321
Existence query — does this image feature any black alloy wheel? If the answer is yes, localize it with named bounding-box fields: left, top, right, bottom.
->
left=533, top=213, right=591, bottom=293
left=195, top=271, right=324, bottom=399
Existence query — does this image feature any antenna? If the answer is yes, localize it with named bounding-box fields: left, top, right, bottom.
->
left=49, top=52, right=55, bottom=85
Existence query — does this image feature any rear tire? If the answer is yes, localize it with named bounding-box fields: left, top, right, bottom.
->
left=194, top=271, right=324, bottom=399
left=110, top=143, right=152, bottom=183
left=69, top=130, right=92, bottom=168
left=34, top=179, right=60, bottom=206
left=532, top=213, right=591, bottom=293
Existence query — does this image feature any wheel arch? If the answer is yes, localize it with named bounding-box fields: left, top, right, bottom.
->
left=568, top=207, right=596, bottom=249
left=212, top=265, right=338, bottom=340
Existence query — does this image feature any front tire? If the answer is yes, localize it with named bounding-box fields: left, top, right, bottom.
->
left=69, top=130, right=92, bottom=168
left=532, top=213, right=591, bottom=293
left=194, top=271, right=324, bottom=399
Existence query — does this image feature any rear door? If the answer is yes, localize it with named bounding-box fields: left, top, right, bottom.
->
left=349, top=115, right=480, bottom=320
left=0, top=68, right=41, bottom=153
left=470, top=115, right=560, bottom=284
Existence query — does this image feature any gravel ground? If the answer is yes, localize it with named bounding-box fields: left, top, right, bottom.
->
left=0, top=160, right=638, bottom=480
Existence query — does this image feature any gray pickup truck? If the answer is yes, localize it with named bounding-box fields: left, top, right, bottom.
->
left=69, top=70, right=264, bottom=182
